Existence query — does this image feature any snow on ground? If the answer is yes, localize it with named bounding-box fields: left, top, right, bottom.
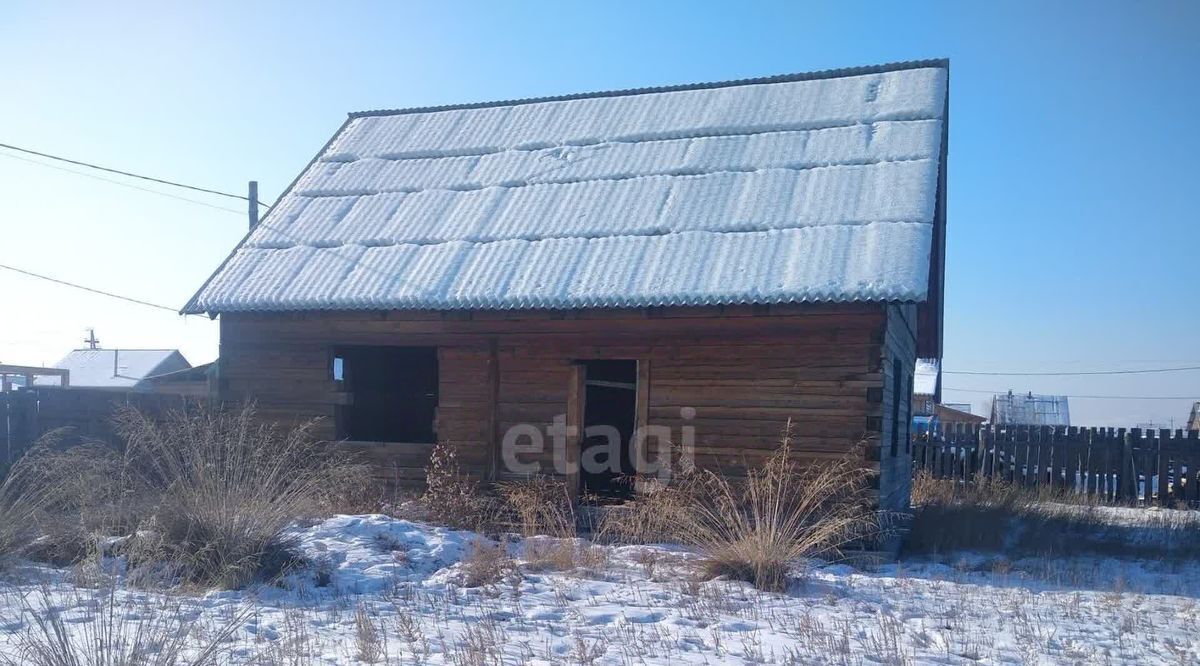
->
left=1, top=514, right=1198, bottom=665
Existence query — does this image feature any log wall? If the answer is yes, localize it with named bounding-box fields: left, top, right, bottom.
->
left=217, top=303, right=913, bottom=505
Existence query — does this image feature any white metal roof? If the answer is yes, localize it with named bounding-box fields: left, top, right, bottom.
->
left=33, top=349, right=191, bottom=388
left=914, top=358, right=940, bottom=396
left=184, top=61, right=948, bottom=314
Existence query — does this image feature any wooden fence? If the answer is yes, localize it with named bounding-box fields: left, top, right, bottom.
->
left=913, top=424, right=1200, bottom=508
left=1, top=388, right=202, bottom=470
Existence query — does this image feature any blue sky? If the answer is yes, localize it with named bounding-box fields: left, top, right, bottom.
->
left=1, top=1, right=1197, bottom=426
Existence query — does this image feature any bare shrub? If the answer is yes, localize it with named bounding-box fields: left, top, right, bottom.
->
left=108, top=405, right=362, bottom=589
left=460, top=538, right=517, bottom=587
left=496, top=476, right=577, bottom=537
left=421, top=441, right=497, bottom=531
left=622, top=430, right=876, bottom=592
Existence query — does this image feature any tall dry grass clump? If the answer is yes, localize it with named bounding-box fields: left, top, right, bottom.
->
left=495, top=477, right=577, bottom=538
left=0, top=457, right=54, bottom=566
left=110, top=405, right=365, bottom=588
left=618, top=430, right=877, bottom=592
left=0, top=581, right=247, bottom=666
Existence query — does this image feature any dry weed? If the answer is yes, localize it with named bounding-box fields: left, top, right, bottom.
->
left=906, top=471, right=1200, bottom=558
left=495, top=476, right=577, bottom=537
left=630, top=429, right=876, bottom=591
left=0, top=581, right=247, bottom=666
left=460, top=538, right=517, bottom=588
left=421, top=441, right=497, bottom=532
left=107, top=405, right=365, bottom=589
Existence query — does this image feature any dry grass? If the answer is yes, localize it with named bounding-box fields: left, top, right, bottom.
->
left=109, top=405, right=368, bottom=589
left=460, top=538, right=517, bottom=588
left=607, top=429, right=877, bottom=591
left=0, top=459, right=49, bottom=566
left=0, top=581, right=247, bottom=666
left=4, top=406, right=369, bottom=589
left=593, top=478, right=681, bottom=545
left=906, top=471, right=1200, bottom=558
left=353, top=603, right=384, bottom=663
left=495, top=477, right=577, bottom=538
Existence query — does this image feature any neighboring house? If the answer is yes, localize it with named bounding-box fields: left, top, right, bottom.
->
left=911, top=359, right=940, bottom=432
left=935, top=403, right=986, bottom=428
left=184, top=60, right=950, bottom=517
left=990, top=390, right=1070, bottom=427
left=137, top=362, right=215, bottom=398
left=1188, top=402, right=1200, bottom=432
left=33, top=349, right=191, bottom=390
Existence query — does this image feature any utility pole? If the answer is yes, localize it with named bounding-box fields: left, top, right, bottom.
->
left=83, top=328, right=100, bottom=349
left=248, top=181, right=259, bottom=230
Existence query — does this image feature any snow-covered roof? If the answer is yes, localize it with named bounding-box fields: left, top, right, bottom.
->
left=914, top=358, right=940, bottom=396
left=184, top=61, right=948, bottom=315
left=991, top=392, right=1071, bottom=427
left=34, top=349, right=191, bottom=388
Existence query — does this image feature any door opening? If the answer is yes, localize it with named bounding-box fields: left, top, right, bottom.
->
left=580, top=359, right=638, bottom=501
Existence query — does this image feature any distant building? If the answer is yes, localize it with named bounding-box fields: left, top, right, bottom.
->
left=1188, top=402, right=1200, bottom=432
left=990, top=390, right=1070, bottom=426
left=935, top=403, right=987, bottom=428
left=137, top=362, right=215, bottom=398
left=33, top=349, right=191, bottom=390
left=911, top=359, right=940, bottom=432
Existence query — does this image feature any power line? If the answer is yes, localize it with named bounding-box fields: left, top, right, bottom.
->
left=944, top=365, right=1200, bottom=377
left=0, top=151, right=247, bottom=215
left=0, top=141, right=266, bottom=205
left=944, top=386, right=1197, bottom=401
left=0, top=263, right=180, bottom=313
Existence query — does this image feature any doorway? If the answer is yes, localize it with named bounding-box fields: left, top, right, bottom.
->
left=580, top=360, right=638, bottom=500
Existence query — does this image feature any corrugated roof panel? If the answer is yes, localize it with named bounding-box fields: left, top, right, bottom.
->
left=188, top=224, right=929, bottom=313
left=185, top=62, right=947, bottom=314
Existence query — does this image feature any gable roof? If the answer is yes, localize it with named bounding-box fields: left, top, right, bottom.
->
left=184, top=60, right=949, bottom=329
left=34, top=349, right=191, bottom=388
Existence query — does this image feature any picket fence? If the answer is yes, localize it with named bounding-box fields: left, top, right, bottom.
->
left=913, top=424, right=1200, bottom=508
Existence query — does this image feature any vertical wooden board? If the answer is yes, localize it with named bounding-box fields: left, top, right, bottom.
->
left=565, top=363, right=584, bottom=502
left=1152, top=430, right=1167, bottom=504
left=1013, top=429, right=1028, bottom=487
left=1188, top=445, right=1200, bottom=505
left=632, top=358, right=651, bottom=485
left=1034, top=426, right=1048, bottom=489
left=1122, top=429, right=1139, bottom=501
left=487, top=338, right=499, bottom=480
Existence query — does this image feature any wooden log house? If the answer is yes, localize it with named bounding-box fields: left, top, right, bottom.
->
left=184, top=60, right=950, bottom=518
